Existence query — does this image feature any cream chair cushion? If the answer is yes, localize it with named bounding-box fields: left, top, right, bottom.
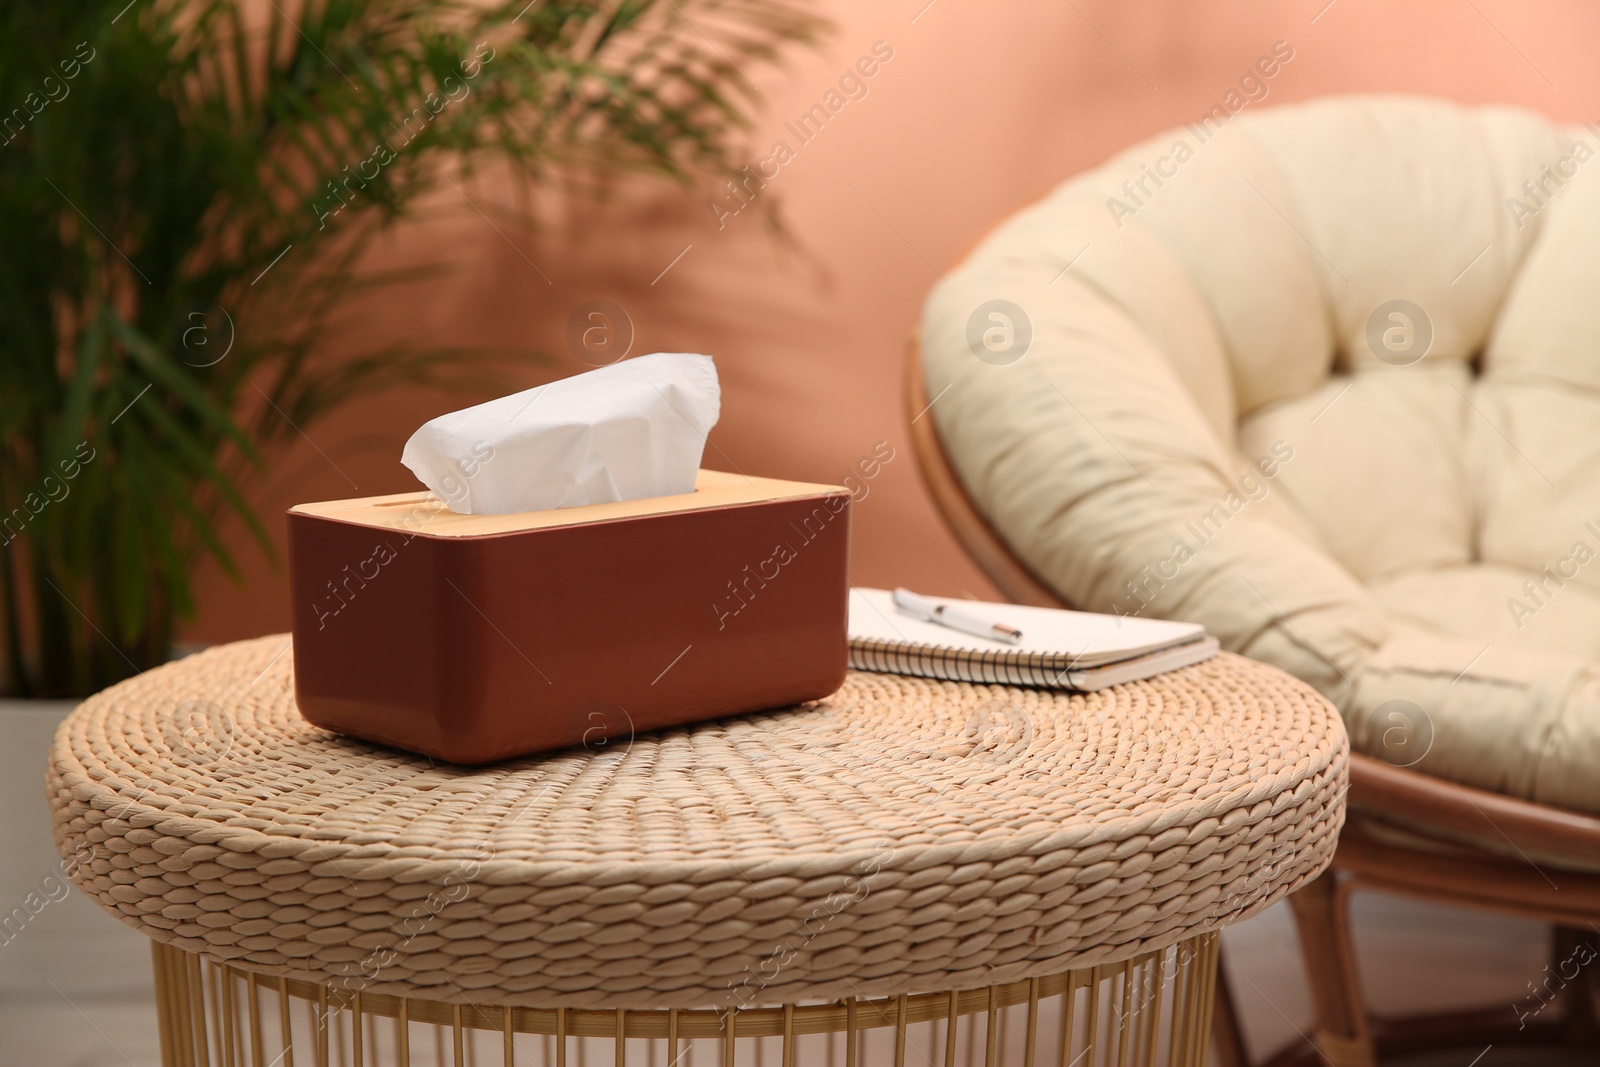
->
left=922, top=94, right=1600, bottom=813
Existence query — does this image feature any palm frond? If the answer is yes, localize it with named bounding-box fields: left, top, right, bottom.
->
left=0, top=0, right=825, bottom=696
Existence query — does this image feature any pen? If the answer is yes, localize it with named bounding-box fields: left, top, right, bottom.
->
left=892, top=588, right=1024, bottom=645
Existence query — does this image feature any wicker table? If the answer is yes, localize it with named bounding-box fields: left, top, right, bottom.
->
left=48, top=636, right=1346, bottom=1067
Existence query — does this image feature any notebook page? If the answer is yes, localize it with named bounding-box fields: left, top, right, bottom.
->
left=848, top=587, right=1206, bottom=669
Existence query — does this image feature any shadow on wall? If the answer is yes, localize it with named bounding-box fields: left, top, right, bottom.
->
left=185, top=0, right=1599, bottom=645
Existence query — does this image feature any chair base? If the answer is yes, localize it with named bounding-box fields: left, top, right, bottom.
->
left=1259, top=1007, right=1599, bottom=1067
left=1262, top=835, right=1600, bottom=1067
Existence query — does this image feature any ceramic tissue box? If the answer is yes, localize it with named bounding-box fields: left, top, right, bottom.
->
left=287, top=469, right=851, bottom=763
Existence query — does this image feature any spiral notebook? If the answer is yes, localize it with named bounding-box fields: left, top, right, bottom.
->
left=847, top=587, right=1218, bottom=691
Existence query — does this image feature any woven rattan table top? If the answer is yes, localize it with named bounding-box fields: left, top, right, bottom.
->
left=48, top=636, right=1346, bottom=1009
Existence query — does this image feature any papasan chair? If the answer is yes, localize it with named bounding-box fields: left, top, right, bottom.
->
left=913, top=95, right=1600, bottom=1067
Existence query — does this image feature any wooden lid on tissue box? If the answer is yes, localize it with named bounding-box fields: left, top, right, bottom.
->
left=290, top=468, right=843, bottom=535
left=286, top=469, right=852, bottom=763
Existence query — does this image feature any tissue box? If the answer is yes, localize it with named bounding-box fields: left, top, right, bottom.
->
left=287, top=470, right=851, bottom=763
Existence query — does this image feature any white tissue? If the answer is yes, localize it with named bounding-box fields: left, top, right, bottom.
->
left=401, top=352, right=721, bottom=514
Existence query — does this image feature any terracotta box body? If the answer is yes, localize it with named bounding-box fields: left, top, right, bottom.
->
left=287, top=470, right=851, bottom=763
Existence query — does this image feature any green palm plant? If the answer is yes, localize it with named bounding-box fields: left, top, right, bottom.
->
left=0, top=0, right=823, bottom=698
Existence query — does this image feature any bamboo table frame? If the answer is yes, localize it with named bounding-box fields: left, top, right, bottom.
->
left=151, top=934, right=1223, bottom=1067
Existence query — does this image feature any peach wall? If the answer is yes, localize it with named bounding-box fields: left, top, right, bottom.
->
left=188, top=0, right=1600, bottom=643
